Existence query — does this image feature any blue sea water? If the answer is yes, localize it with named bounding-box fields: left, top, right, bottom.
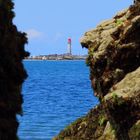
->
left=18, top=60, right=98, bottom=140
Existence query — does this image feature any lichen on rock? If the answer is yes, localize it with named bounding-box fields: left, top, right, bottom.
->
left=0, top=0, right=29, bottom=139
left=54, top=1, right=140, bottom=140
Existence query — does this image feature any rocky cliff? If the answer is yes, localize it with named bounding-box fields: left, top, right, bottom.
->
left=0, top=0, right=29, bottom=139
left=53, top=2, right=140, bottom=140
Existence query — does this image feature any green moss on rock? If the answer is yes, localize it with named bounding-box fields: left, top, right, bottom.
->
left=53, top=105, right=108, bottom=140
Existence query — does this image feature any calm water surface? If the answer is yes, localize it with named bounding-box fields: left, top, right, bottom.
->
left=18, top=60, right=98, bottom=140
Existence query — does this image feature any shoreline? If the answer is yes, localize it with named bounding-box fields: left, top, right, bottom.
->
left=25, top=54, right=87, bottom=61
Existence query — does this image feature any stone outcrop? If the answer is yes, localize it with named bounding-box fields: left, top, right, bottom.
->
left=54, top=1, right=140, bottom=140
left=0, top=0, right=29, bottom=139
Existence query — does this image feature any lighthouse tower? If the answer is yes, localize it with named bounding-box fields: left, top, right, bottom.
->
left=67, top=38, right=72, bottom=55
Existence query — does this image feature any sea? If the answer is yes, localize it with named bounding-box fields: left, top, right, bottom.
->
left=18, top=60, right=98, bottom=140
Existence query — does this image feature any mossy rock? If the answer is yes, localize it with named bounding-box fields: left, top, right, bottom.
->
left=129, top=120, right=140, bottom=140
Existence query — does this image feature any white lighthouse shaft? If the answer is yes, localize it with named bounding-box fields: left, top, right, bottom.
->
left=67, top=38, right=72, bottom=55
left=68, top=43, right=71, bottom=55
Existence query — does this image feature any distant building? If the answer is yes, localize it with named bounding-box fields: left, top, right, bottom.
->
left=67, top=38, right=72, bottom=55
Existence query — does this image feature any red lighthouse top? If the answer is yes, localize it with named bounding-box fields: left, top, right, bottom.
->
left=68, top=38, right=71, bottom=43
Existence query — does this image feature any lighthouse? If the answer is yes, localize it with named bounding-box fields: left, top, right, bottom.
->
left=67, top=38, right=72, bottom=55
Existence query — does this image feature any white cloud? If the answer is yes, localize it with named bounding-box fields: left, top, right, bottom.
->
left=26, top=29, right=43, bottom=39
left=53, top=32, right=63, bottom=42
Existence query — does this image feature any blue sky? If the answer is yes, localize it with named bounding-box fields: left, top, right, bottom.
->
left=14, top=0, right=132, bottom=56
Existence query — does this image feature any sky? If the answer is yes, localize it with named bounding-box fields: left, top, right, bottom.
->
left=13, top=0, right=132, bottom=56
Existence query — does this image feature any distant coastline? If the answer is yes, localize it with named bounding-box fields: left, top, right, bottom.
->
left=25, top=54, right=87, bottom=60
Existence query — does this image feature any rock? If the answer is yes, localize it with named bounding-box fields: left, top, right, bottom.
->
left=105, top=67, right=140, bottom=99
left=0, top=0, right=29, bottom=139
left=98, top=121, right=116, bottom=140
left=104, top=67, right=140, bottom=139
left=114, top=8, right=128, bottom=19
left=80, top=2, right=140, bottom=99
left=53, top=105, right=108, bottom=140
left=129, top=120, right=140, bottom=139
left=54, top=1, right=140, bottom=140
left=97, top=19, right=115, bottom=28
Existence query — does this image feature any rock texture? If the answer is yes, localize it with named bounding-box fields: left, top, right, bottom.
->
left=54, top=2, right=140, bottom=140
left=0, top=0, right=29, bottom=139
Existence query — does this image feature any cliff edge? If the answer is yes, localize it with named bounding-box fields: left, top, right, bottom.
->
left=54, top=2, right=140, bottom=140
